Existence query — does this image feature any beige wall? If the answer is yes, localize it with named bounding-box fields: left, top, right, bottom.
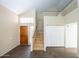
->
left=0, top=5, right=19, bottom=56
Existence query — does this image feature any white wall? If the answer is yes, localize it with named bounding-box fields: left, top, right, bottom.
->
left=0, top=5, right=19, bottom=56
left=29, top=26, right=34, bottom=45
left=44, top=16, right=64, bottom=26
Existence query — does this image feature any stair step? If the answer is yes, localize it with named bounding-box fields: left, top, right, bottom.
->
left=34, top=41, right=43, bottom=43
left=33, top=45, right=43, bottom=47
left=33, top=45, right=43, bottom=46
left=33, top=46, right=43, bottom=48
left=32, top=32, right=44, bottom=51
left=33, top=48, right=44, bottom=50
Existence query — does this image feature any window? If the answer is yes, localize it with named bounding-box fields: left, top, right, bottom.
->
left=20, top=17, right=34, bottom=23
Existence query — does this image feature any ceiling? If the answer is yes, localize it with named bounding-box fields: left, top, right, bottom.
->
left=0, top=0, right=72, bottom=14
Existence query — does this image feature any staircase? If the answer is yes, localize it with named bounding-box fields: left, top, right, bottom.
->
left=33, top=32, right=44, bottom=51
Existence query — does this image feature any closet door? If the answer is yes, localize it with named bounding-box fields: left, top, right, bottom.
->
left=65, top=23, right=77, bottom=48
left=45, top=26, right=64, bottom=47
left=20, top=26, right=28, bottom=46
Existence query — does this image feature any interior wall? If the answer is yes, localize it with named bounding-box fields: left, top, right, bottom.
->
left=44, top=15, right=64, bottom=26
left=0, top=5, right=19, bottom=56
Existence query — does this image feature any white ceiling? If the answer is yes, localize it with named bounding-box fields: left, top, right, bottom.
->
left=0, top=0, right=72, bottom=14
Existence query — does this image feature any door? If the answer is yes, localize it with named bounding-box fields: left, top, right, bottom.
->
left=65, top=23, right=77, bottom=48
left=45, top=26, right=64, bottom=47
left=20, top=26, right=28, bottom=46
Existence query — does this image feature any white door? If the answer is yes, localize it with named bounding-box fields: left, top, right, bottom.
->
left=65, top=23, right=77, bottom=48
left=44, top=26, right=64, bottom=47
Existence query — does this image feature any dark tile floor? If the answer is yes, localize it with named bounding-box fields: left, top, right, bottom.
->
left=1, top=46, right=78, bottom=58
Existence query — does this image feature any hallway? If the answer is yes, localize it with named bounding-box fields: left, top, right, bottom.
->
left=1, top=46, right=77, bottom=58
left=0, top=0, right=79, bottom=58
